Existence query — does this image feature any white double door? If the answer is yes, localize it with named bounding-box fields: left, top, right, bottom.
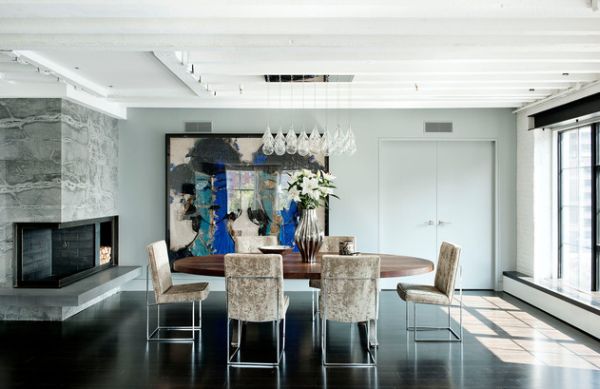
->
left=379, top=140, right=495, bottom=289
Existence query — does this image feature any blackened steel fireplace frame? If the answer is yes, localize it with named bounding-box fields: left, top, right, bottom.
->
left=14, top=216, right=119, bottom=288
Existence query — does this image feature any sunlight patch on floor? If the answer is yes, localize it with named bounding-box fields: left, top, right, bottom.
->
left=440, top=295, right=600, bottom=371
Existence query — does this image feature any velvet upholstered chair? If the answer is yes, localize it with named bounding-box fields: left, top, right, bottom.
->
left=309, top=236, right=357, bottom=318
left=234, top=235, right=278, bottom=253
left=320, top=254, right=380, bottom=367
left=397, top=241, right=463, bottom=342
left=146, top=240, right=210, bottom=341
left=224, top=253, right=288, bottom=367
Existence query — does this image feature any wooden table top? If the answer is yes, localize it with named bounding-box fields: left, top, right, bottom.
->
left=173, top=252, right=434, bottom=279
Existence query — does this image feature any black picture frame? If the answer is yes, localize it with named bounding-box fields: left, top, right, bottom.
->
left=165, top=132, right=330, bottom=261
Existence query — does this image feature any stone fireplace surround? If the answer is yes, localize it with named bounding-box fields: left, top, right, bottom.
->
left=0, top=98, right=140, bottom=320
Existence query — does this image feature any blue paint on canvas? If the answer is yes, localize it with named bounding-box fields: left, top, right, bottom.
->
left=280, top=201, right=299, bottom=251
left=213, top=170, right=235, bottom=253
left=191, top=172, right=212, bottom=256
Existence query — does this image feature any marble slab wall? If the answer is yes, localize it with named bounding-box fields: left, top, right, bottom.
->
left=60, top=100, right=118, bottom=222
left=0, top=98, right=118, bottom=287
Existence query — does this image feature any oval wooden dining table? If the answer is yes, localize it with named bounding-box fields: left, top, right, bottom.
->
left=174, top=252, right=434, bottom=348
left=173, top=252, right=434, bottom=279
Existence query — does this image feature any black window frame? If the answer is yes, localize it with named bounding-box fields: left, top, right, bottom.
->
left=557, top=122, right=599, bottom=292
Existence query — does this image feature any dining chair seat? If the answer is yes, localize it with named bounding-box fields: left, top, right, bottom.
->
left=156, top=282, right=210, bottom=304
left=396, top=283, right=451, bottom=306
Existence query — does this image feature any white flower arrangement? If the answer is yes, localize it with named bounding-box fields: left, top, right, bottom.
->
left=287, top=169, right=337, bottom=209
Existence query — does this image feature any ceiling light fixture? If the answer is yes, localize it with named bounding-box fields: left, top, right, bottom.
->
left=261, top=75, right=357, bottom=157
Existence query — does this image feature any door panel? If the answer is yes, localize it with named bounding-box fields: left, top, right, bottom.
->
left=379, top=141, right=438, bottom=286
left=436, top=141, right=494, bottom=289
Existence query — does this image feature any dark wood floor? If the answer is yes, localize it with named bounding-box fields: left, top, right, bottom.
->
left=0, top=290, right=599, bottom=388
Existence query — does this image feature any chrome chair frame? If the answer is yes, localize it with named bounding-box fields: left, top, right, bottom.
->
left=226, top=275, right=286, bottom=368
left=406, top=266, right=463, bottom=343
left=312, top=288, right=319, bottom=320
left=321, top=276, right=378, bottom=368
left=145, top=265, right=201, bottom=342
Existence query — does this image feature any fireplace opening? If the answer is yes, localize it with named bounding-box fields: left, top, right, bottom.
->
left=15, top=216, right=118, bottom=288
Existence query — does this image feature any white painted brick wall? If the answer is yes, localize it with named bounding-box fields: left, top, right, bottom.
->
left=516, top=114, right=535, bottom=275
left=515, top=82, right=600, bottom=279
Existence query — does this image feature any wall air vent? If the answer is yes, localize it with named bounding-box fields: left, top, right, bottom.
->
left=184, top=122, right=212, bottom=133
left=424, top=122, right=453, bottom=134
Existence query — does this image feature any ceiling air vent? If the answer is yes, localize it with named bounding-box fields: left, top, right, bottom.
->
left=264, top=75, right=354, bottom=82
left=185, top=122, right=212, bottom=133
left=424, top=122, right=453, bottom=134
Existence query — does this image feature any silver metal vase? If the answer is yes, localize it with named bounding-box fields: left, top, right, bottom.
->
left=294, top=208, right=324, bottom=263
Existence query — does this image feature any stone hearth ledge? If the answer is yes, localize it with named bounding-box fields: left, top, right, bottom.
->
left=0, top=266, right=140, bottom=321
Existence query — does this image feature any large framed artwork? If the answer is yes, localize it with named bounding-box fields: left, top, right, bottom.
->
left=166, top=133, right=329, bottom=262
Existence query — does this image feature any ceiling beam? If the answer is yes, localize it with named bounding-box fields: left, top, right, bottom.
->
left=2, top=34, right=600, bottom=50
left=152, top=51, right=209, bottom=96
left=176, top=61, right=600, bottom=75
left=13, top=50, right=109, bottom=97
left=2, top=18, right=600, bottom=36
left=0, top=0, right=597, bottom=18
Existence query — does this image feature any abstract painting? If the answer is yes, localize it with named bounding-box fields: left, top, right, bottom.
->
left=166, top=133, right=328, bottom=262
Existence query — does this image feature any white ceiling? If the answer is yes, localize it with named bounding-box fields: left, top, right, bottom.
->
left=1, top=0, right=600, bottom=116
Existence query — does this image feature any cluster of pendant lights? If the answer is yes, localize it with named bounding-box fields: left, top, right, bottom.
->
left=262, top=75, right=357, bottom=157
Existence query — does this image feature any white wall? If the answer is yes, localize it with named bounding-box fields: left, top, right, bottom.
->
left=118, top=108, right=516, bottom=290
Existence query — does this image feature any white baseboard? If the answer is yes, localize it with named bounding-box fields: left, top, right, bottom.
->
left=503, top=276, right=600, bottom=339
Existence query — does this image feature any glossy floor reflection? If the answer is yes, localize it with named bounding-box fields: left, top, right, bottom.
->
left=0, top=291, right=598, bottom=388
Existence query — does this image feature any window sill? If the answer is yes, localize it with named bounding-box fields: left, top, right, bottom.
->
left=503, top=271, right=600, bottom=315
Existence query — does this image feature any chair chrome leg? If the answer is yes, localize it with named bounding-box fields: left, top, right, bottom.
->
left=321, top=317, right=326, bottom=366
left=405, top=301, right=409, bottom=331
left=312, top=289, right=320, bottom=321
left=410, top=301, right=463, bottom=343
left=322, top=319, right=376, bottom=368
left=312, top=290, right=315, bottom=321
left=191, top=301, right=195, bottom=340
left=276, top=320, right=280, bottom=364
left=283, top=317, right=287, bottom=351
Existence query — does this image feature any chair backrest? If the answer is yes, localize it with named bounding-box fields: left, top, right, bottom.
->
left=434, top=241, right=462, bottom=300
left=234, top=235, right=278, bottom=253
left=146, top=240, right=173, bottom=299
left=224, top=253, right=285, bottom=322
left=319, top=236, right=356, bottom=253
left=321, top=255, right=380, bottom=323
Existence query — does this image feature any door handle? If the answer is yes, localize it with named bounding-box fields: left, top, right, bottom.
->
left=426, top=220, right=435, bottom=226
left=438, top=220, right=451, bottom=225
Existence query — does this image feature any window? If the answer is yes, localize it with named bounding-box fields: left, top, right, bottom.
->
left=558, top=124, right=599, bottom=291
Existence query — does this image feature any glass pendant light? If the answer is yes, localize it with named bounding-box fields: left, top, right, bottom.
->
left=285, top=76, right=297, bottom=154
left=297, top=130, right=309, bottom=156
left=321, top=127, right=333, bottom=157
left=346, top=126, right=357, bottom=155
left=274, top=128, right=286, bottom=156
left=273, top=75, right=286, bottom=155
left=297, top=75, right=310, bottom=156
left=263, top=127, right=275, bottom=155
left=308, top=80, right=321, bottom=154
left=262, top=75, right=275, bottom=155
left=285, top=127, right=297, bottom=154
left=309, top=127, right=321, bottom=155
left=345, top=82, right=357, bottom=155
left=329, top=82, right=344, bottom=156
